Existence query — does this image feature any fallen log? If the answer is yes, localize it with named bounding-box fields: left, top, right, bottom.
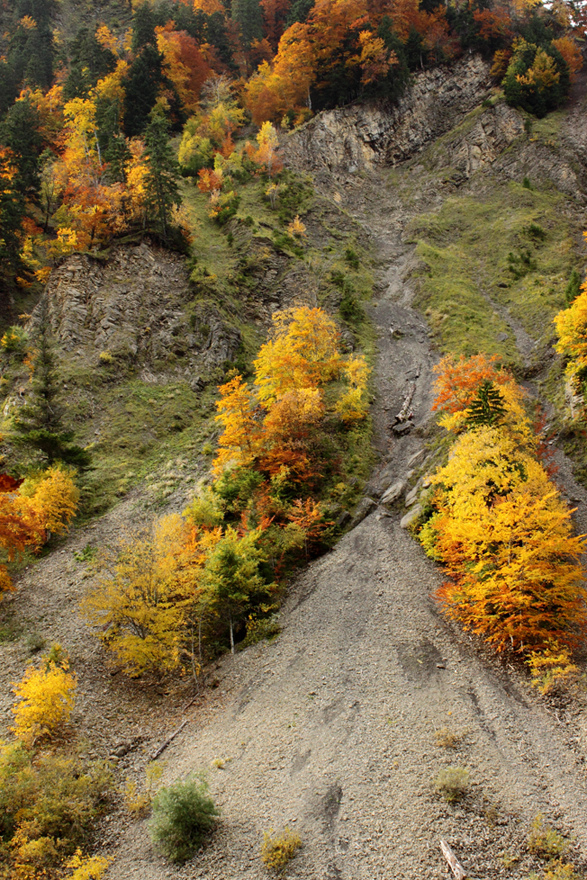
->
left=150, top=719, right=189, bottom=761
left=395, top=381, right=416, bottom=423
left=440, top=839, right=467, bottom=880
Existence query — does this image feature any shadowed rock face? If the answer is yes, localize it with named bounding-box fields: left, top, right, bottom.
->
left=30, top=242, right=241, bottom=371
left=282, top=56, right=492, bottom=180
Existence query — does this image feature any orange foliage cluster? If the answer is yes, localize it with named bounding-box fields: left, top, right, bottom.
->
left=419, top=356, right=586, bottom=656
left=0, top=467, right=79, bottom=598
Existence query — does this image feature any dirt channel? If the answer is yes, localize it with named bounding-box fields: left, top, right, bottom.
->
left=103, top=150, right=587, bottom=877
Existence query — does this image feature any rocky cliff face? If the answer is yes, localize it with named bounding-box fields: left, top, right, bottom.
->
left=33, top=241, right=241, bottom=375
left=282, top=55, right=492, bottom=179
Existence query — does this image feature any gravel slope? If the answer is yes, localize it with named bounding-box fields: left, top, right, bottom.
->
left=105, top=158, right=587, bottom=879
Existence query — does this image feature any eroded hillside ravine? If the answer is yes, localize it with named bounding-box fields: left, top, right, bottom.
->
left=104, top=98, right=587, bottom=878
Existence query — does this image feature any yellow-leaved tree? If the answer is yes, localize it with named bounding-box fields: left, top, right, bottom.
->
left=554, top=276, right=587, bottom=386
left=11, top=645, right=77, bottom=745
left=213, top=306, right=370, bottom=482
left=420, top=359, right=587, bottom=654
left=82, top=515, right=205, bottom=676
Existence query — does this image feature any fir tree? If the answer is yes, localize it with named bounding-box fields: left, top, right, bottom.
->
left=231, top=0, right=263, bottom=47
left=11, top=304, right=91, bottom=470
left=144, top=110, right=181, bottom=241
left=123, top=45, right=164, bottom=137
left=466, top=380, right=507, bottom=428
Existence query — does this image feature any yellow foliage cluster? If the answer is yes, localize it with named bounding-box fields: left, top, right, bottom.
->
left=215, top=306, right=369, bottom=475
left=554, top=252, right=587, bottom=387
left=82, top=514, right=197, bottom=676
left=11, top=648, right=77, bottom=745
left=420, top=358, right=586, bottom=655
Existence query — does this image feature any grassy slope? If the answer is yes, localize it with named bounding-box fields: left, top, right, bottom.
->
left=0, top=169, right=376, bottom=521
left=404, top=103, right=582, bottom=371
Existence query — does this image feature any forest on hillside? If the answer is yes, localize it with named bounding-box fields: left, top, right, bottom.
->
left=0, top=0, right=585, bottom=299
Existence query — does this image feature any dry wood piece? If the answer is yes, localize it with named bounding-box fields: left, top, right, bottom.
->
left=440, top=838, right=467, bottom=880
left=150, top=719, right=189, bottom=761
left=396, top=381, right=416, bottom=423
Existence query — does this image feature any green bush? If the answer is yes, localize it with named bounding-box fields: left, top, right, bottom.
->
left=149, top=774, right=219, bottom=863
left=1, top=325, right=28, bottom=354
left=565, top=269, right=582, bottom=305
left=345, top=247, right=360, bottom=270
left=433, top=766, right=470, bottom=803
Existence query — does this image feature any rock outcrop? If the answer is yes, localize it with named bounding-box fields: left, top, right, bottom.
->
left=32, top=242, right=241, bottom=373
left=282, top=55, right=492, bottom=179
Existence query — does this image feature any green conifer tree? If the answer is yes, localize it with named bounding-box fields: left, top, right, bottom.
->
left=10, top=304, right=91, bottom=470
left=466, top=380, right=507, bottom=428
left=144, top=110, right=181, bottom=241
left=231, top=0, right=263, bottom=47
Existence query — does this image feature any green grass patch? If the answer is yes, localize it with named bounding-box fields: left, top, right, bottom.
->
left=410, top=180, right=579, bottom=360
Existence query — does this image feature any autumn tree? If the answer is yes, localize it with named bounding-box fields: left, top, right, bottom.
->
left=82, top=515, right=197, bottom=676
left=18, top=466, right=80, bottom=539
left=156, top=24, right=213, bottom=114
left=554, top=270, right=587, bottom=388
left=253, top=306, right=343, bottom=403
left=503, top=38, right=570, bottom=117
left=247, top=120, right=283, bottom=176
left=420, top=425, right=586, bottom=652
left=244, top=22, right=315, bottom=124
left=214, top=306, right=369, bottom=482
left=214, top=374, right=264, bottom=473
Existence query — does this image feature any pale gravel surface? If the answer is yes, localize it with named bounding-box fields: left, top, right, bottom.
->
left=2, top=90, right=587, bottom=880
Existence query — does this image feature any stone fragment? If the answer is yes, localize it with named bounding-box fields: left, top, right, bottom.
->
left=350, top=497, right=377, bottom=528
left=400, top=504, right=422, bottom=530
left=380, top=480, right=405, bottom=506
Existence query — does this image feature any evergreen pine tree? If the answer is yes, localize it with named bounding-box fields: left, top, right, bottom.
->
left=466, top=380, right=507, bottom=428
left=1, top=97, right=42, bottom=199
left=123, top=45, right=165, bottom=137
left=144, top=110, right=181, bottom=241
left=231, top=0, right=263, bottom=47
left=11, top=304, right=91, bottom=470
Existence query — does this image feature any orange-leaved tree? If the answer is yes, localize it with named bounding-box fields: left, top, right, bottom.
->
left=420, top=425, right=586, bottom=652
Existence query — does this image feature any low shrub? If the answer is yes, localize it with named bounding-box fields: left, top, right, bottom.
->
left=0, top=743, right=112, bottom=874
left=261, top=827, right=302, bottom=873
left=434, top=727, right=466, bottom=749
left=433, top=766, right=470, bottom=803
left=149, top=773, right=219, bottom=863
left=528, top=815, right=570, bottom=859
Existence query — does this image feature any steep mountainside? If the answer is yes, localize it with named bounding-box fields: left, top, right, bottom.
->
left=1, top=59, right=587, bottom=880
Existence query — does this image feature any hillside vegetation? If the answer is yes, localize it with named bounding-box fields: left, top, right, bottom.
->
left=1, top=0, right=587, bottom=877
